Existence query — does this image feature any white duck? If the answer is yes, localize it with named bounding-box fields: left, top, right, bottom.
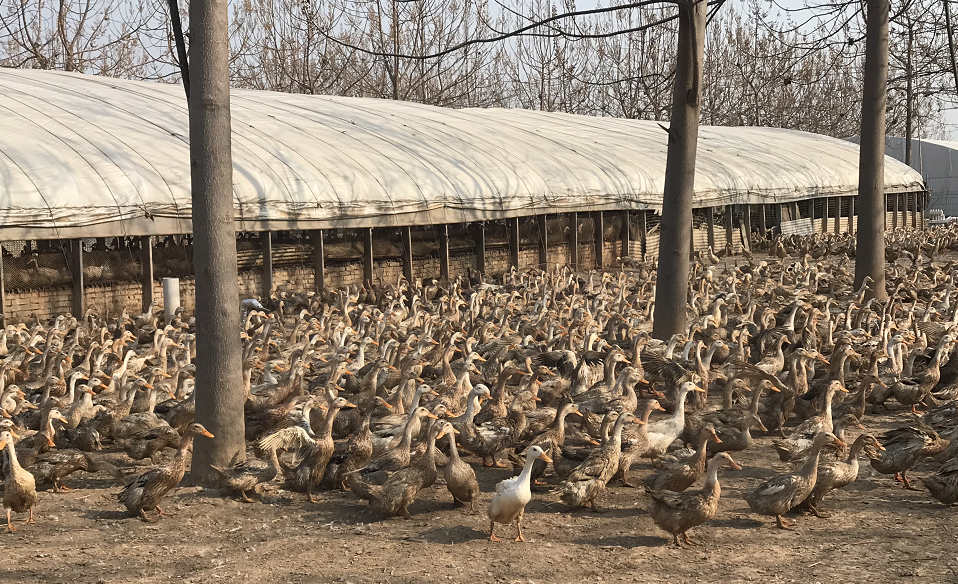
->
left=645, top=381, right=704, bottom=458
left=487, top=444, right=551, bottom=542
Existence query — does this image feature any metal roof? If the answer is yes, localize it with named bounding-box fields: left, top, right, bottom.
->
left=0, top=68, right=926, bottom=240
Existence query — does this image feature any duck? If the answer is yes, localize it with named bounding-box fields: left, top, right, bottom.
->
left=922, top=456, right=958, bottom=504
left=355, top=406, right=437, bottom=484
left=558, top=412, right=640, bottom=511
left=121, top=425, right=182, bottom=462
left=645, top=381, right=705, bottom=459
left=487, top=444, right=552, bottom=542
left=616, top=399, right=665, bottom=487
left=348, top=421, right=450, bottom=518
left=745, top=432, right=845, bottom=529
left=867, top=422, right=950, bottom=490
left=644, top=424, right=721, bottom=492
left=32, top=450, right=125, bottom=493
left=772, top=380, right=848, bottom=462
left=1, top=428, right=38, bottom=531
left=708, top=414, right=766, bottom=456
left=116, top=423, right=214, bottom=522
left=553, top=411, right=616, bottom=480
left=211, top=454, right=278, bottom=502
left=278, top=397, right=355, bottom=502
left=324, top=396, right=393, bottom=490
left=521, top=398, right=582, bottom=485
left=801, top=433, right=883, bottom=517
left=645, top=452, right=741, bottom=546
left=442, top=423, right=479, bottom=511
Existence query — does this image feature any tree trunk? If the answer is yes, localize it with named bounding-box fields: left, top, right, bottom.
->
left=652, top=0, right=707, bottom=340
left=945, top=0, right=958, bottom=95
left=167, top=0, right=190, bottom=99
left=854, top=0, right=890, bottom=301
left=188, top=0, right=245, bottom=485
left=904, top=22, right=913, bottom=166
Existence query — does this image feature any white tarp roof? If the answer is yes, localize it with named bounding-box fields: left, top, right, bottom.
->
left=0, top=68, right=926, bottom=240
left=878, top=136, right=958, bottom=216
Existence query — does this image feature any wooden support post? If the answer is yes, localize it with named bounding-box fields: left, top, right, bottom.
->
left=261, top=232, right=273, bottom=298
left=911, top=192, right=917, bottom=228
left=820, top=199, right=827, bottom=232
left=759, top=204, right=768, bottom=235
left=0, top=246, right=6, bottom=323
left=476, top=222, right=486, bottom=274
left=140, top=236, right=154, bottom=313
left=689, top=215, right=696, bottom=259
left=537, top=215, right=548, bottom=270
left=743, top=205, right=753, bottom=248
left=70, top=239, right=84, bottom=317
left=312, top=230, right=325, bottom=292
left=621, top=210, right=632, bottom=260
left=569, top=212, right=578, bottom=270
left=401, top=226, right=413, bottom=284
left=706, top=207, right=715, bottom=250
left=439, top=224, right=450, bottom=280
left=363, top=228, right=374, bottom=285
left=639, top=211, right=647, bottom=258
left=893, top=193, right=900, bottom=229
left=593, top=211, right=604, bottom=269
left=776, top=203, right=783, bottom=228
left=725, top=205, right=734, bottom=246
left=849, top=197, right=856, bottom=234
left=833, top=199, right=841, bottom=234
left=509, top=217, right=520, bottom=269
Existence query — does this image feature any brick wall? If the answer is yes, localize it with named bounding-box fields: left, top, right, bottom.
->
left=2, top=241, right=608, bottom=322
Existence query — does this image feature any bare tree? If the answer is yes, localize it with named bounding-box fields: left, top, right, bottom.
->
left=188, top=0, right=246, bottom=484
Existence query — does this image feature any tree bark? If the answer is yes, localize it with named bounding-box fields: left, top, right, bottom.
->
left=167, top=0, right=191, bottom=99
left=854, top=0, right=890, bottom=301
left=652, top=0, right=707, bottom=340
left=188, top=0, right=245, bottom=485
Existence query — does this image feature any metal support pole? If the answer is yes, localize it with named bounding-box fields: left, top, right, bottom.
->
left=509, top=217, right=520, bottom=269
left=70, top=239, right=84, bottom=317
left=776, top=203, right=783, bottom=229
left=911, top=192, right=917, bottom=228
left=439, top=224, right=450, bottom=280
left=476, top=222, right=486, bottom=274
left=759, top=204, right=768, bottom=235
left=743, top=206, right=753, bottom=249
left=593, top=211, right=604, bottom=269
left=706, top=207, right=715, bottom=250
left=569, top=212, right=578, bottom=270
left=622, top=210, right=631, bottom=260
left=140, top=236, right=154, bottom=313
left=401, top=226, right=413, bottom=284
left=312, top=230, right=325, bottom=292
left=261, top=232, right=273, bottom=298
left=363, top=228, right=374, bottom=286
left=537, top=215, right=548, bottom=270
left=849, top=197, right=856, bottom=234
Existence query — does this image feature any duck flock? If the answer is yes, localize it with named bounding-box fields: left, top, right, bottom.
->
left=2, top=226, right=958, bottom=546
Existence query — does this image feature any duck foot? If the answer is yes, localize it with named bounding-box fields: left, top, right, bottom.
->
left=776, top=515, right=795, bottom=530
left=6, top=510, right=17, bottom=532
left=53, top=485, right=73, bottom=493
left=240, top=491, right=254, bottom=503
left=620, top=480, right=637, bottom=488
left=681, top=533, right=699, bottom=546
left=489, top=520, right=501, bottom=542
left=808, top=505, right=830, bottom=519
left=590, top=501, right=606, bottom=513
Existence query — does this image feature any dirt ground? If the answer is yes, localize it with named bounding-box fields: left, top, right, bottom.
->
left=2, top=403, right=957, bottom=584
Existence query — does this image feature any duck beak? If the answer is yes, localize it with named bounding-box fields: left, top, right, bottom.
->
left=877, top=444, right=886, bottom=451
left=633, top=419, right=646, bottom=425
left=756, top=420, right=768, bottom=433
left=693, top=386, right=706, bottom=393
left=317, top=404, right=329, bottom=411
left=475, top=356, right=487, bottom=362
left=538, top=452, right=553, bottom=463
left=0, top=440, right=6, bottom=450
left=533, top=396, right=541, bottom=402
left=572, top=409, right=582, bottom=417
left=712, top=433, right=722, bottom=443
left=833, top=438, right=847, bottom=447
left=200, top=430, right=215, bottom=438
left=381, top=401, right=393, bottom=409
left=425, top=412, right=439, bottom=420
left=46, top=435, right=56, bottom=447
left=429, top=390, right=440, bottom=396
left=727, top=457, right=743, bottom=471
left=838, top=385, right=849, bottom=393
left=878, top=379, right=888, bottom=388
left=344, top=402, right=358, bottom=408
left=436, top=430, right=447, bottom=440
